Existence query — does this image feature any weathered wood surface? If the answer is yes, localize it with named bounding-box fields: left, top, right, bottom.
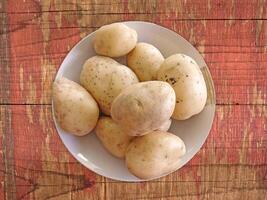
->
left=0, top=0, right=266, bottom=199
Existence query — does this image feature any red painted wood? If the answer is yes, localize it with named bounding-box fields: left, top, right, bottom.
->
left=0, top=0, right=266, bottom=199
left=2, top=19, right=267, bottom=104
left=0, top=104, right=266, bottom=199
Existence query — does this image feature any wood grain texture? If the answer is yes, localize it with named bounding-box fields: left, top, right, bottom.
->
left=0, top=0, right=266, bottom=199
left=3, top=0, right=267, bottom=19
left=0, top=105, right=266, bottom=199
left=1, top=1, right=267, bottom=105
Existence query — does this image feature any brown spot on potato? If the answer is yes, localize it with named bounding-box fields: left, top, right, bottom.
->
left=166, top=77, right=177, bottom=85
left=134, top=98, right=144, bottom=110
left=75, top=128, right=82, bottom=133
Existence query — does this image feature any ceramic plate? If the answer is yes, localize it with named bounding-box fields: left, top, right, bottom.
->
left=52, top=21, right=216, bottom=182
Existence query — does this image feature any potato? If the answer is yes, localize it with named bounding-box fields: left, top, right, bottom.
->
left=111, top=81, right=176, bottom=136
left=94, top=23, right=137, bottom=57
left=80, top=56, right=139, bottom=115
left=157, top=54, right=207, bottom=120
left=127, top=43, right=164, bottom=81
left=53, top=77, right=99, bottom=136
left=157, top=119, right=172, bottom=132
left=125, top=131, right=186, bottom=179
left=95, top=117, right=133, bottom=158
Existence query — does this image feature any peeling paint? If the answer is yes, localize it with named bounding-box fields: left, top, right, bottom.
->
left=19, top=65, right=24, bottom=91
left=201, top=20, right=206, bottom=29
left=255, top=20, right=263, bottom=46
left=198, top=39, right=206, bottom=55
left=228, top=0, right=235, bottom=25
left=55, top=11, right=62, bottom=28
left=264, top=21, right=267, bottom=52
left=207, top=0, right=211, bottom=11
left=40, top=0, right=52, bottom=49
left=26, top=105, right=33, bottom=124
left=40, top=59, right=56, bottom=104
left=255, top=0, right=265, bottom=46
left=26, top=75, right=37, bottom=104
left=252, top=84, right=265, bottom=104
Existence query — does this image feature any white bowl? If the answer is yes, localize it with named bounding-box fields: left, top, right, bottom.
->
left=52, top=21, right=216, bottom=182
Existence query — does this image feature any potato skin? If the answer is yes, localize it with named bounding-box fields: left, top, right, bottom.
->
left=157, top=119, right=172, bottom=132
left=53, top=77, right=99, bottom=136
left=95, top=117, right=133, bottom=158
left=80, top=56, right=139, bottom=115
left=94, top=23, right=137, bottom=57
left=111, top=81, right=176, bottom=136
left=157, top=54, right=207, bottom=120
left=125, top=131, right=186, bottom=179
left=127, top=43, right=164, bottom=81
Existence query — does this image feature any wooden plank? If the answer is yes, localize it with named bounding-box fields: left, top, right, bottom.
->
left=0, top=104, right=266, bottom=199
left=4, top=0, right=267, bottom=19
left=0, top=1, right=16, bottom=199
left=2, top=17, right=267, bottom=104
left=1, top=0, right=266, bottom=105
left=0, top=107, right=16, bottom=199
left=0, top=0, right=10, bottom=104
left=5, top=0, right=80, bottom=105
left=1, top=0, right=267, bottom=199
left=0, top=105, right=105, bottom=200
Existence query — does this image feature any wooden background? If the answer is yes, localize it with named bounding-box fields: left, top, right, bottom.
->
left=0, top=0, right=266, bottom=199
